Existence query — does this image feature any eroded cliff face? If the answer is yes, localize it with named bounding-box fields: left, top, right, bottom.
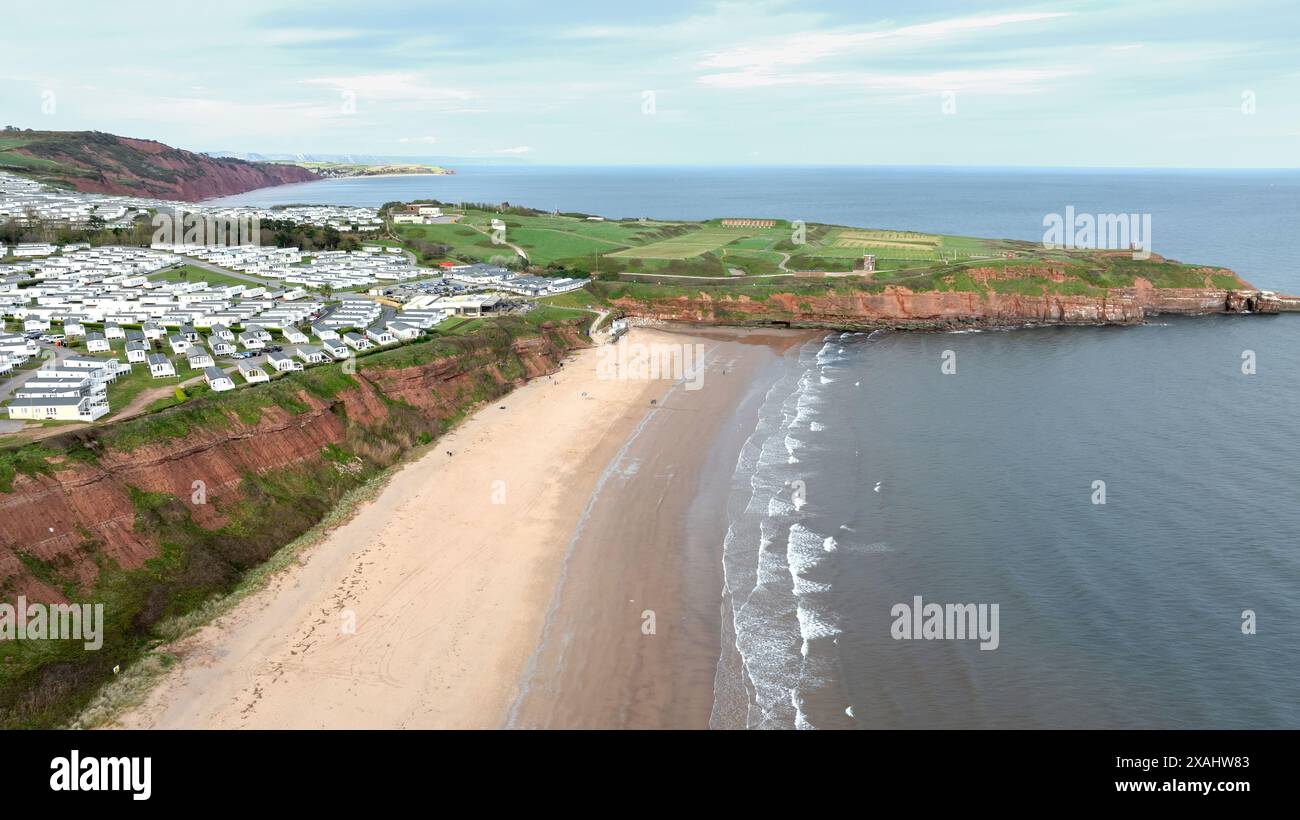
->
left=0, top=323, right=586, bottom=727
left=0, top=329, right=583, bottom=602
left=8, top=131, right=318, bottom=200
left=608, top=284, right=1277, bottom=329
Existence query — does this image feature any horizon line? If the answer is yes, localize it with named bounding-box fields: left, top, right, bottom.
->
left=230, top=160, right=1300, bottom=173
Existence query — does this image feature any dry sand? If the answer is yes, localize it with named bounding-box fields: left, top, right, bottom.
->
left=113, top=326, right=811, bottom=729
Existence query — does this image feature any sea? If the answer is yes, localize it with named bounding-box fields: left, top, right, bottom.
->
left=216, top=166, right=1300, bottom=728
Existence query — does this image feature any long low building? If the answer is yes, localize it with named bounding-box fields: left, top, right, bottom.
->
left=418, top=294, right=502, bottom=317
left=6, top=393, right=109, bottom=422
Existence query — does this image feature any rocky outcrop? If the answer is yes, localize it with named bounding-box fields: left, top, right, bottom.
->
left=1223, top=290, right=1282, bottom=314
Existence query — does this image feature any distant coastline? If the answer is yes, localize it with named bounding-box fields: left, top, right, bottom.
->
left=281, top=161, right=455, bottom=179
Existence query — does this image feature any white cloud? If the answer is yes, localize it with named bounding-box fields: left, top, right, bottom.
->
left=256, top=28, right=372, bottom=46
left=700, top=11, right=1075, bottom=72
left=698, top=66, right=1085, bottom=95
left=399, top=135, right=438, bottom=144
left=119, top=95, right=361, bottom=136
left=492, top=146, right=532, bottom=155
left=302, top=73, right=472, bottom=103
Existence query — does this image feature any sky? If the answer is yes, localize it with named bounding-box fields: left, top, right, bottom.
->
left=3, top=0, right=1299, bottom=167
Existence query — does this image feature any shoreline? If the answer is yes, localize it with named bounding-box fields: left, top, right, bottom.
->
left=106, top=326, right=807, bottom=729
left=506, top=325, right=813, bottom=728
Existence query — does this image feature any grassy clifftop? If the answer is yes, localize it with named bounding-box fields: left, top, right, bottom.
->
left=390, top=204, right=1250, bottom=293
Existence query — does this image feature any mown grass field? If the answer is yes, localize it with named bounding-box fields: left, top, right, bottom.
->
left=391, top=206, right=1028, bottom=277
left=606, top=227, right=747, bottom=259
left=394, top=210, right=702, bottom=268
left=150, top=265, right=252, bottom=290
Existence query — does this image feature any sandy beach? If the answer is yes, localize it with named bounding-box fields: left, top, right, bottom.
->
left=113, top=326, right=811, bottom=729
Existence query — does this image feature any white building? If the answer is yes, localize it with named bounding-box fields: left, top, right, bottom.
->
left=6, top=393, right=108, bottom=422
left=147, top=353, right=176, bottom=378
left=342, top=331, right=373, bottom=351
left=267, top=351, right=302, bottom=372
left=295, top=345, right=329, bottom=364
left=125, top=340, right=150, bottom=363
left=0, top=333, right=36, bottom=358
left=186, top=347, right=215, bottom=369
left=237, top=362, right=269, bottom=383
left=386, top=321, right=422, bottom=341
left=204, top=366, right=235, bottom=392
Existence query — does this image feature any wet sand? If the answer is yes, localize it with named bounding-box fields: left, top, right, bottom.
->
left=112, top=326, right=811, bottom=729
left=506, top=326, right=812, bottom=728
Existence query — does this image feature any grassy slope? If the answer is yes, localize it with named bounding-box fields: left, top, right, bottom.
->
left=0, top=129, right=313, bottom=196
left=0, top=131, right=169, bottom=189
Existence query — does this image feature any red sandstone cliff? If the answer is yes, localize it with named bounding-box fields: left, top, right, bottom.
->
left=1, top=130, right=318, bottom=201
left=0, top=329, right=583, bottom=602
left=608, top=284, right=1278, bottom=330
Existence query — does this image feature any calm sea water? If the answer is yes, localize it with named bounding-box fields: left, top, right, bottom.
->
left=222, top=167, right=1300, bottom=728
left=713, top=318, right=1300, bottom=729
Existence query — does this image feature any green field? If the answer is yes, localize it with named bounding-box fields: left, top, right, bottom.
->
left=385, top=202, right=1248, bottom=296
left=150, top=265, right=253, bottom=290
left=390, top=207, right=1027, bottom=277
left=606, top=227, right=745, bottom=259
left=392, top=209, right=781, bottom=269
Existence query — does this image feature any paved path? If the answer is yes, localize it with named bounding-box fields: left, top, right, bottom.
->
left=466, top=223, right=530, bottom=264
left=175, top=257, right=276, bottom=287
left=620, top=271, right=794, bottom=282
